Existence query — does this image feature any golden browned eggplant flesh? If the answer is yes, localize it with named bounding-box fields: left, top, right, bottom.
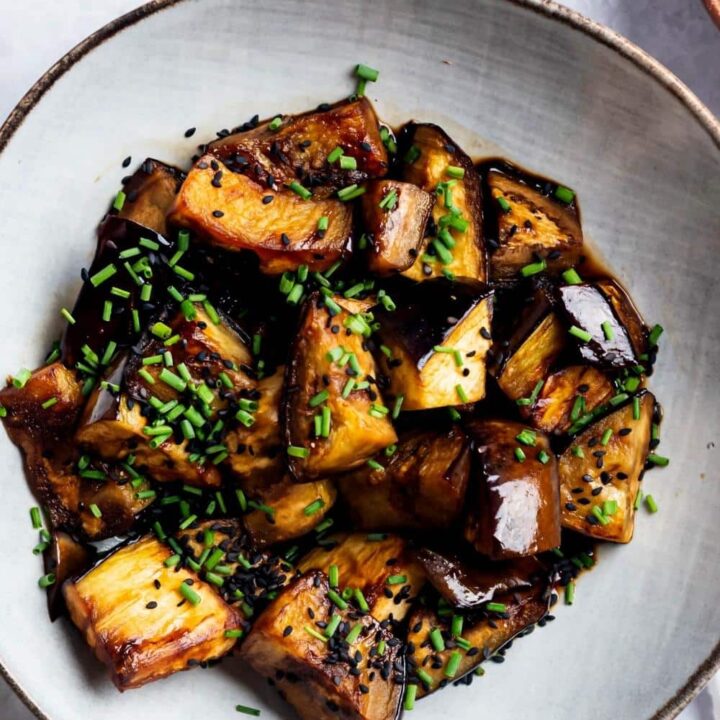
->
left=0, top=63, right=669, bottom=716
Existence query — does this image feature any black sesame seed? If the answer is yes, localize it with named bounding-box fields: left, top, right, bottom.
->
left=281, top=233, right=291, bottom=246
left=591, top=487, right=603, bottom=496
left=122, top=156, right=132, bottom=168
left=184, top=127, right=197, bottom=138
left=146, top=601, right=158, bottom=609
left=283, top=625, right=293, bottom=637
left=212, top=210, right=224, bottom=218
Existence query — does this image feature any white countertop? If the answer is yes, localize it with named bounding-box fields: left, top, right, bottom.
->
left=0, top=1, right=718, bottom=719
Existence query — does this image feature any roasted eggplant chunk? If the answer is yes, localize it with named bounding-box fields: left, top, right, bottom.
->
left=64, top=536, right=243, bottom=690
left=360, top=180, right=433, bottom=275
left=374, top=278, right=493, bottom=410
left=242, top=571, right=404, bottom=720
left=464, top=419, right=560, bottom=559
left=62, top=216, right=174, bottom=367
left=44, top=531, right=93, bottom=620
left=168, top=155, right=353, bottom=274
left=283, top=295, right=397, bottom=480
left=495, top=309, right=567, bottom=403
left=415, top=548, right=547, bottom=609
left=76, top=359, right=222, bottom=488
left=525, top=365, right=614, bottom=435
left=117, top=158, right=184, bottom=235
left=297, top=533, right=424, bottom=623
left=559, top=392, right=654, bottom=542
left=242, top=476, right=337, bottom=548
left=407, top=580, right=549, bottom=696
left=484, top=166, right=582, bottom=280
left=556, top=283, right=642, bottom=370
left=209, top=97, right=388, bottom=198
left=337, top=428, right=470, bottom=530
left=176, top=519, right=292, bottom=610
left=398, top=123, right=486, bottom=281
left=595, top=278, right=649, bottom=359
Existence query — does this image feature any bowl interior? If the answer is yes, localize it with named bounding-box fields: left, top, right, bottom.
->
left=0, top=1, right=719, bottom=719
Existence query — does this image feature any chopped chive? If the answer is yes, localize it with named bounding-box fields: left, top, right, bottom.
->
left=12, top=369, right=32, bottom=388
left=30, top=507, right=42, bottom=529
left=444, top=650, right=462, bottom=678
left=286, top=283, right=304, bottom=305
left=601, top=428, right=613, bottom=445
left=515, top=429, right=537, bottom=446
left=569, top=325, right=592, bottom=343
left=648, top=324, right=664, bottom=347
left=554, top=185, right=575, bottom=204
left=151, top=321, right=172, bottom=340
left=345, top=623, right=363, bottom=644
left=159, top=368, right=187, bottom=393
left=537, top=449, right=550, bottom=464
left=496, top=196, right=511, bottom=213
left=304, top=625, right=328, bottom=643
left=320, top=405, right=331, bottom=437
left=353, top=588, right=369, bottom=612
left=89, top=263, right=118, bottom=287
left=601, top=320, right=615, bottom=341
left=632, top=396, right=641, bottom=420
left=455, top=384, right=469, bottom=403
left=339, top=155, right=357, bottom=170
left=225, top=629, right=244, bottom=639
left=325, top=613, right=342, bottom=638
left=234, top=705, right=260, bottom=717
left=486, top=602, right=507, bottom=613
left=355, top=63, right=379, bottom=81
left=287, top=445, right=310, bottom=459
left=327, top=146, right=344, bottom=164
left=591, top=505, right=610, bottom=526
left=60, top=307, right=76, bottom=325
left=317, top=216, right=329, bottom=232
left=88, top=503, right=102, bottom=518
left=268, top=115, right=283, bottom=131
left=562, top=268, right=582, bottom=285
left=179, top=580, right=201, bottom=606
left=38, top=573, right=56, bottom=589
left=647, top=453, right=670, bottom=467
left=288, top=180, right=312, bottom=200
left=634, top=491, right=644, bottom=511
left=432, top=238, right=454, bottom=265
left=303, top=498, right=325, bottom=516
left=514, top=447, right=526, bottom=462
left=202, top=301, right=221, bottom=324
left=328, top=589, right=348, bottom=610
left=378, top=189, right=398, bottom=211
left=429, top=628, right=445, bottom=652
left=387, top=574, right=407, bottom=585
left=446, top=165, right=465, bottom=179
left=603, top=499, right=618, bottom=516
left=328, top=564, right=339, bottom=588
left=337, top=184, right=366, bottom=201
left=41, top=397, right=58, bottom=410
left=451, top=614, right=464, bottom=638
left=565, top=581, right=576, bottom=605
left=645, top=494, right=659, bottom=513
left=520, top=259, right=547, bottom=277
left=367, top=459, right=384, bottom=472
left=309, top=389, right=329, bottom=407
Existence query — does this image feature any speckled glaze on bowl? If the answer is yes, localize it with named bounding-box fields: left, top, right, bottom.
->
left=0, top=1, right=718, bottom=719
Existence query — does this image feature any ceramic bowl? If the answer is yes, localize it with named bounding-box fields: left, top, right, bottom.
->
left=0, top=1, right=718, bottom=718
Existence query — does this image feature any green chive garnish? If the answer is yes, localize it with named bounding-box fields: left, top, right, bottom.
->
left=355, top=63, right=379, bottom=82
left=403, top=685, right=418, bottom=711
left=179, top=580, right=201, bottom=606
left=38, top=573, right=56, bottom=589
left=601, top=320, right=615, bottom=341
left=235, top=705, right=261, bottom=717
left=429, top=628, right=445, bottom=652
left=288, top=181, right=312, bottom=200
left=287, top=445, right=310, bottom=459
left=562, top=268, right=582, bottom=285
left=387, top=574, right=407, bottom=585
left=268, top=116, right=282, bottom=131
left=339, top=155, right=357, bottom=170
left=645, top=494, right=659, bottom=513
left=565, top=581, right=576, bottom=605
left=648, top=324, right=664, bottom=347
left=554, top=185, right=575, bottom=204
left=520, top=259, right=547, bottom=277
left=444, top=651, right=462, bottom=678
left=486, top=602, right=507, bottom=614
left=496, top=196, right=511, bottom=213
left=303, top=498, right=325, bottom=516
left=569, top=325, right=592, bottom=343
left=647, top=453, right=670, bottom=467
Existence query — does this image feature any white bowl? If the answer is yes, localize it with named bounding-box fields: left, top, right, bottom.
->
left=0, top=1, right=718, bottom=719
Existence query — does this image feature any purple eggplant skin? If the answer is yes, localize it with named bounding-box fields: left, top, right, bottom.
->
left=61, top=217, right=173, bottom=368
left=594, top=278, right=649, bottom=360
left=374, top=278, right=493, bottom=369
left=556, top=283, right=640, bottom=370
left=44, top=531, right=94, bottom=621
left=415, top=547, right=551, bottom=609
left=464, top=418, right=561, bottom=560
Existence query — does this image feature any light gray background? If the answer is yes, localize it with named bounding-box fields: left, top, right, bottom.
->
left=0, top=1, right=717, bottom=718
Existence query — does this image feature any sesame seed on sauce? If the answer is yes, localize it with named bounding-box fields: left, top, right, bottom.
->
left=184, top=127, right=197, bottom=138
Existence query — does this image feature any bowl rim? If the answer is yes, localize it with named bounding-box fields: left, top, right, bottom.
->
left=0, top=1, right=718, bottom=719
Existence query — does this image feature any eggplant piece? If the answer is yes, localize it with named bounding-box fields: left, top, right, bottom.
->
left=485, top=167, right=582, bottom=280
left=415, top=548, right=548, bottom=609
left=225, top=370, right=284, bottom=482
left=556, top=283, right=641, bottom=370
left=168, top=155, right=353, bottom=274
left=337, top=428, right=470, bottom=531
left=360, top=180, right=433, bottom=275
left=44, top=531, right=93, bottom=621
left=242, top=571, right=404, bottom=720
left=526, top=365, right=614, bottom=435
left=208, top=97, right=388, bottom=198
left=283, top=295, right=397, bottom=481
left=559, top=391, right=654, bottom=542
left=176, top=519, right=291, bottom=609
left=117, top=158, right=185, bottom=235
left=243, top=476, right=337, bottom=548
left=495, top=311, right=567, bottom=403
left=76, top=363, right=222, bottom=488
left=398, top=123, right=486, bottom=282
left=374, top=278, right=493, bottom=410
left=297, top=533, right=424, bottom=623
left=62, top=216, right=174, bottom=367
left=595, top=278, right=649, bottom=359
left=464, top=419, right=560, bottom=559
left=64, top=536, right=242, bottom=690
left=406, top=582, right=549, bottom=696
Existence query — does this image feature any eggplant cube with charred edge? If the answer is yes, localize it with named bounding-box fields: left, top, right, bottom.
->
left=556, top=282, right=645, bottom=370
left=398, top=123, right=486, bottom=282
left=297, top=533, right=425, bottom=623
left=168, top=155, right=353, bottom=275
left=485, top=167, right=582, bottom=280
left=63, top=536, right=243, bottom=690
left=375, top=278, right=493, bottom=411
left=559, top=392, right=654, bottom=542
left=208, top=97, right=388, bottom=198
left=360, top=179, right=433, bottom=275
left=284, top=294, right=397, bottom=480
left=337, top=428, right=470, bottom=531
left=116, top=158, right=185, bottom=235
left=464, top=419, right=560, bottom=560
left=242, top=571, right=404, bottom=720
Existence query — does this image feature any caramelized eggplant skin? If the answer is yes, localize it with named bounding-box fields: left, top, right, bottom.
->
left=297, top=533, right=424, bottom=623
left=117, top=158, right=185, bottom=235
left=283, top=295, right=397, bottom=481
left=556, top=283, right=639, bottom=370
left=62, top=217, right=172, bottom=367
left=64, top=536, right=242, bottom=690
left=168, top=155, right=352, bottom=274
left=398, top=123, right=486, bottom=281
left=375, top=278, right=493, bottom=410
left=407, top=582, right=549, bottom=696
left=415, top=548, right=547, bottom=609
left=44, top=531, right=93, bottom=621
left=485, top=168, right=582, bottom=280
left=559, top=392, right=654, bottom=542
left=595, top=278, right=649, bottom=359
left=209, top=97, right=388, bottom=198
left=464, top=419, right=560, bottom=559
left=360, top=180, right=433, bottom=275
left=526, top=365, right=614, bottom=434
left=242, top=571, right=403, bottom=720
left=337, top=428, right=470, bottom=530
